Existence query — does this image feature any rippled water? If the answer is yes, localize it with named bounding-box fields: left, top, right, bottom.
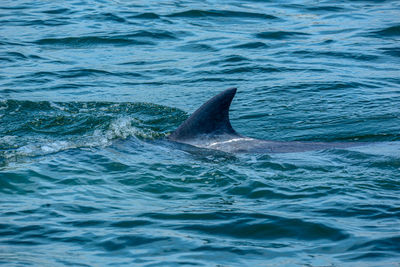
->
left=1, top=0, right=400, bottom=266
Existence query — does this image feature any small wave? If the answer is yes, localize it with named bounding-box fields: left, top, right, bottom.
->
left=84, top=12, right=127, bottom=23
left=196, top=55, right=249, bottom=68
left=18, top=69, right=148, bottom=80
left=21, top=69, right=112, bottom=79
left=305, top=6, right=348, bottom=12
left=0, top=40, right=24, bottom=46
left=34, top=36, right=154, bottom=48
left=380, top=47, right=400, bottom=57
left=110, top=220, right=152, bottom=228
left=130, top=12, right=161, bottom=19
left=371, top=25, right=400, bottom=37
left=232, top=42, right=268, bottom=49
left=315, top=204, right=399, bottom=220
left=126, top=30, right=178, bottom=40
left=3, top=51, right=28, bottom=60
left=97, top=235, right=168, bottom=251
left=345, top=236, right=400, bottom=259
left=292, top=50, right=380, bottom=61
left=0, top=51, right=40, bottom=63
left=33, top=30, right=177, bottom=48
left=19, top=19, right=70, bottom=26
left=221, top=66, right=283, bottom=74
left=143, top=211, right=348, bottom=241
left=223, top=55, right=249, bottom=63
left=256, top=31, right=310, bottom=40
left=166, top=9, right=278, bottom=20
left=41, top=8, right=71, bottom=14
left=176, top=43, right=217, bottom=52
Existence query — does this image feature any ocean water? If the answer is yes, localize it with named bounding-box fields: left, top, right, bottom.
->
left=1, top=0, right=400, bottom=266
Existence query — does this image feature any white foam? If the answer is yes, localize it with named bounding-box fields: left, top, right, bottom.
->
left=1, top=116, right=160, bottom=160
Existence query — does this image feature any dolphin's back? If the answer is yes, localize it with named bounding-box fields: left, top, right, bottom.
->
left=169, top=88, right=363, bottom=153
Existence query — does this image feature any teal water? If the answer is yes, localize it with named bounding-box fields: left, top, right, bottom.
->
left=1, top=0, right=400, bottom=266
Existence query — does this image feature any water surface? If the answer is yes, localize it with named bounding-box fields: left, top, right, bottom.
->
left=1, top=0, right=400, bottom=266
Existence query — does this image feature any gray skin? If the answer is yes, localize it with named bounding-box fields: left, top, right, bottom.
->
left=168, top=88, right=361, bottom=153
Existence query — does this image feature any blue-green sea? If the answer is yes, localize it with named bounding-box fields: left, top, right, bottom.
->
left=1, top=0, right=400, bottom=266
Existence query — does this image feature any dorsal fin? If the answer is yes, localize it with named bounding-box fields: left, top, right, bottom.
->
left=169, top=88, right=238, bottom=141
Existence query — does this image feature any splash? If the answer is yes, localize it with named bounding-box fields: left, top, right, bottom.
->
left=0, top=100, right=183, bottom=162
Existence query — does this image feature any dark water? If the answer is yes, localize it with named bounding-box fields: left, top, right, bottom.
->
left=1, top=0, right=400, bottom=266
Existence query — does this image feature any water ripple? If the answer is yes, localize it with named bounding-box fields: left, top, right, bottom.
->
left=166, top=9, right=278, bottom=20
left=372, top=25, right=400, bottom=37
left=256, top=31, right=311, bottom=40
left=34, top=36, right=154, bottom=47
left=143, top=212, right=349, bottom=241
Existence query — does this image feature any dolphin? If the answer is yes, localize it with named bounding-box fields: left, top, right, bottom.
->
left=168, top=88, right=361, bottom=153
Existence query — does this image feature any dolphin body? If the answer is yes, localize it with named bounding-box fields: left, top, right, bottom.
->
left=168, top=88, right=361, bottom=153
